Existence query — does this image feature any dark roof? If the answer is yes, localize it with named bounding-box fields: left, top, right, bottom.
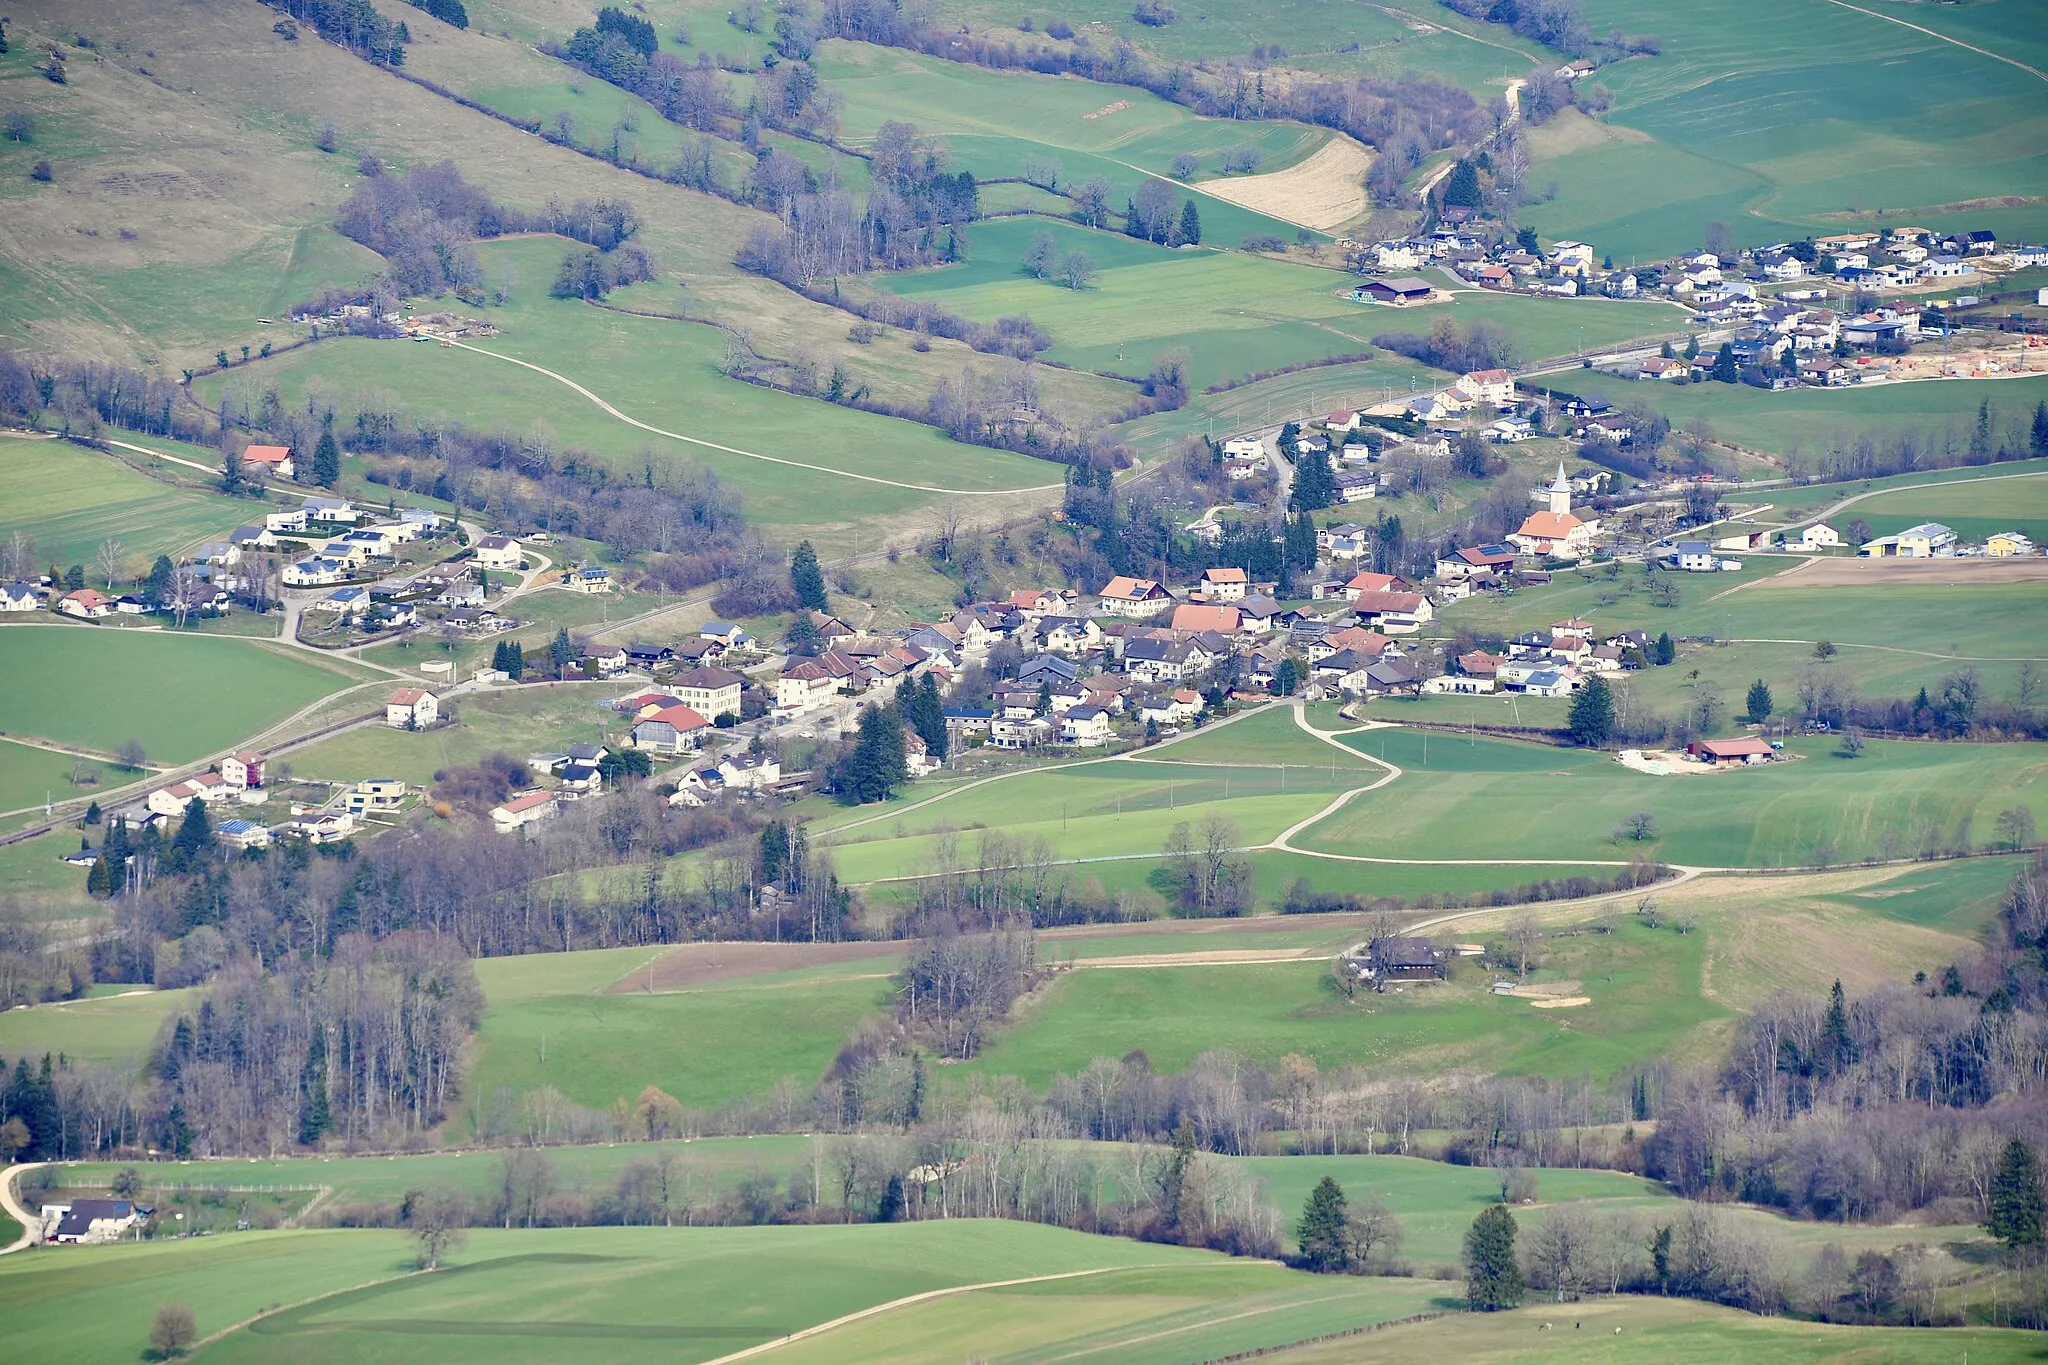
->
left=1369, top=937, right=1442, bottom=969
left=53, top=1199, right=135, bottom=1238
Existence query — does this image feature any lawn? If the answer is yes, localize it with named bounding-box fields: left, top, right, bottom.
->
left=1845, top=469, right=2048, bottom=545
left=282, top=683, right=631, bottom=787
left=959, top=916, right=1726, bottom=1088
left=1268, top=1294, right=2044, bottom=1363
left=1541, top=373, right=2048, bottom=468
left=1724, top=458, right=2048, bottom=525
left=0, top=1220, right=1240, bottom=1365
left=0, top=624, right=374, bottom=765
left=0, top=736, right=113, bottom=819
left=1300, top=730, right=2048, bottom=869
left=0, top=433, right=258, bottom=576
left=0, top=986, right=188, bottom=1070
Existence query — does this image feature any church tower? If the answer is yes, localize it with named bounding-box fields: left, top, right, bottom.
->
left=1548, top=462, right=1572, bottom=516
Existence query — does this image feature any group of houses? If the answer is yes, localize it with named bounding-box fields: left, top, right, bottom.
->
left=1352, top=227, right=1635, bottom=302
left=92, top=747, right=387, bottom=850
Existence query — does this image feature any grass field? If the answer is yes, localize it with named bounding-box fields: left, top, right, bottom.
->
left=0, top=625, right=375, bottom=765
left=1840, top=470, right=2048, bottom=545
left=0, top=735, right=114, bottom=818
left=1523, top=0, right=2048, bottom=258
left=0, top=985, right=185, bottom=1069
left=1542, top=374, right=2048, bottom=468
left=1269, top=1294, right=2044, bottom=1363
left=357, top=584, right=673, bottom=676
left=1301, top=729, right=2047, bottom=869
left=282, top=683, right=630, bottom=788
left=0, top=434, right=259, bottom=575
left=193, top=237, right=1064, bottom=549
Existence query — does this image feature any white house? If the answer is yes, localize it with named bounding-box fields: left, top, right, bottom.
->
left=1220, top=437, right=1269, bottom=465
left=239, top=444, right=295, bottom=479
left=491, top=790, right=559, bottom=834
left=283, top=557, right=349, bottom=587
left=565, top=566, right=612, bottom=594
left=1792, top=523, right=1841, bottom=552
left=1672, top=541, right=1718, bottom=572
left=1860, top=522, right=1955, bottom=558
left=386, top=687, right=439, bottom=728
left=1198, top=567, right=1248, bottom=602
left=0, top=582, right=41, bottom=611
left=58, top=588, right=113, bottom=619
left=1060, top=705, right=1114, bottom=747
left=473, top=535, right=523, bottom=571
left=1096, top=575, right=1173, bottom=618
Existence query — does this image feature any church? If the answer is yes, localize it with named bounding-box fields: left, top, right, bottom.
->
left=1508, top=464, right=1600, bottom=560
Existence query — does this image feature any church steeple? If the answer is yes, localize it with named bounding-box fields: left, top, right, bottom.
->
left=1548, top=461, right=1572, bottom=516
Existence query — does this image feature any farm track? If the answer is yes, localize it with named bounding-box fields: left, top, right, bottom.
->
left=438, top=340, right=1065, bottom=497
left=0, top=1162, right=44, bottom=1253
left=1819, top=0, right=2048, bottom=82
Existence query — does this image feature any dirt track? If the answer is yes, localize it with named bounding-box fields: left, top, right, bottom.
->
left=1754, top=557, right=2048, bottom=588
left=1193, top=136, right=1373, bottom=231
left=614, top=941, right=900, bottom=992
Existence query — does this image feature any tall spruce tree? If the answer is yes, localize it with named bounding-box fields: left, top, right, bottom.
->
left=1989, top=1139, right=2045, bottom=1248
left=1296, top=1176, right=1351, bottom=1272
left=1566, top=676, right=1614, bottom=746
left=1177, top=197, right=1201, bottom=246
left=1463, top=1204, right=1524, bottom=1310
left=312, top=413, right=341, bottom=487
left=790, top=540, right=828, bottom=612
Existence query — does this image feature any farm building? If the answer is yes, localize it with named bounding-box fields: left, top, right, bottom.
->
left=1859, top=522, right=1955, bottom=558
left=1352, top=278, right=1434, bottom=305
left=632, top=704, right=710, bottom=755
left=41, top=1198, right=144, bottom=1244
left=1365, top=937, right=1446, bottom=984
left=1687, top=737, right=1776, bottom=764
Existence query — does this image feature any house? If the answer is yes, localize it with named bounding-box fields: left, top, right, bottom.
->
left=1986, top=531, right=2036, bottom=557
left=716, top=752, right=782, bottom=791
left=944, top=706, right=995, bottom=735
left=1037, top=615, right=1103, bottom=656
left=1508, top=464, right=1599, bottom=560
left=219, top=751, right=265, bottom=790
left=491, top=790, right=559, bottom=833
left=1005, top=588, right=1076, bottom=620
left=1365, top=937, right=1445, bottom=984
left=1312, top=649, right=1373, bottom=694
left=1455, top=368, right=1516, bottom=407
left=215, top=818, right=272, bottom=851
left=1687, top=736, right=1775, bottom=765
left=1859, top=522, right=1955, bottom=558
left=632, top=704, right=710, bottom=755
left=1060, top=705, right=1114, bottom=747
left=1096, top=575, right=1174, bottom=618
left=1334, top=470, right=1380, bottom=502
left=1486, top=418, right=1535, bottom=444
left=1171, top=603, right=1241, bottom=635
left=315, top=586, right=371, bottom=617
left=145, top=773, right=231, bottom=818
left=776, top=659, right=844, bottom=712
left=589, top=644, right=628, bottom=676
left=1672, top=541, right=1718, bottom=572
left=58, top=588, right=113, bottom=619
left=1123, top=637, right=1206, bottom=683
left=1522, top=668, right=1576, bottom=697
left=285, top=811, right=356, bottom=844
left=301, top=495, right=359, bottom=525
left=1638, top=356, right=1689, bottom=382
left=1436, top=544, right=1518, bottom=580
left=1352, top=277, right=1434, bottom=305
left=1198, top=566, right=1249, bottom=601
left=345, top=778, right=407, bottom=815
left=239, top=443, right=295, bottom=479
left=565, top=565, right=612, bottom=594
left=0, top=581, right=41, bottom=611
left=41, top=1198, right=144, bottom=1245
left=989, top=715, right=1055, bottom=749
left=671, top=666, right=745, bottom=720
left=283, top=557, right=349, bottom=587
left=266, top=507, right=309, bottom=535
left=1349, top=590, right=1433, bottom=634
left=625, top=642, right=676, bottom=670
left=555, top=763, right=604, bottom=796
left=1220, top=437, right=1270, bottom=465
left=386, top=687, right=439, bottom=729
left=1792, top=523, right=1841, bottom=552
left=1920, top=254, right=1972, bottom=279
left=473, top=535, right=523, bottom=571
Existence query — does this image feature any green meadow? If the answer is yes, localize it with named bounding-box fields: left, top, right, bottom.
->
left=0, top=736, right=110, bottom=819
left=0, top=625, right=375, bottom=764
left=1527, top=0, right=2048, bottom=257
left=1542, top=374, right=2048, bottom=468
left=283, top=683, right=630, bottom=788
left=0, top=435, right=257, bottom=575
left=194, top=237, right=1063, bottom=547
left=0, top=986, right=188, bottom=1070
left=1846, top=470, right=2048, bottom=544
left=1302, top=731, right=2048, bottom=868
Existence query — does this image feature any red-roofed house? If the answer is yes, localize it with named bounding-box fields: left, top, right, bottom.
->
left=1342, top=571, right=1411, bottom=600
left=1454, top=369, right=1516, bottom=407
left=219, top=752, right=265, bottom=790
left=1096, top=575, right=1173, bottom=618
left=632, top=704, right=709, bottom=755
left=386, top=688, right=439, bottom=728
left=1687, top=737, right=1776, bottom=764
left=239, top=444, right=295, bottom=479
left=1197, top=566, right=1249, bottom=601
left=492, top=790, right=559, bottom=833
left=1171, top=603, right=1241, bottom=635
left=1349, top=590, right=1434, bottom=634
left=58, top=588, right=113, bottom=619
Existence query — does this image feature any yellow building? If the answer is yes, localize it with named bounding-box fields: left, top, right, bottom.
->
left=1986, top=531, right=2036, bottom=557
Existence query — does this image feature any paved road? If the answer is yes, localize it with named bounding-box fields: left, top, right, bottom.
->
left=0, top=1162, right=46, bottom=1253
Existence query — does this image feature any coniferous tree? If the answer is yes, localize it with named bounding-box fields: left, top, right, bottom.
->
left=1989, top=1139, right=2045, bottom=1249
left=759, top=821, right=791, bottom=885
left=1821, top=978, right=1852, bottom=1075
left=143, top=555, right=175, bottom=607
left=1292, top=447, right=1335, bottom=511
left=171, top=797, right=212, bottom=867
left=1566, top=676, right=1614, bottom=746
left=1655, top=632, right=1675, bottom=666
left=1746, top=679, right=1773, bottom=723
left=548, top=626, right=574, bottom=674
left=1463, top=1204, right=1524, bottom=1310
left=2032, top=400, right=2048, bottom=459
left=790, top=540, right=828, bottom=612
left=298, top=1032, right=332, bottom=1144
left=1177, top=197, right=1201, bottom=246
left=1297, top=1176, right=1351, bottom=1272
left=312, top=414, right=342, bottom=487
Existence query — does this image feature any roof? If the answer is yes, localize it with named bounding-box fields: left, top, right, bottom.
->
left=1350, top=590, right=1424, bottom=613
left=673, top=666, right=744, bottom=690
left=241, top=443, right=291, bottom=464
left=388, top=687, right=433, bottom=705
left=494, top=791, right=556, bottom=816
left=1515, top=511, right=1584, bottom=539
left=475, top=534, right=518, bottom=550
left=217, top=819, right=264, bottom=835
left=1099, top=575, right=1167, bottom=601
left=1368, top=276, right=1433, bottom=294
left=63, top=588, right=110, bottom=607
left=1455, top=544, right=1518, bottom=565
left=1675, top=540, right=1712, bottom=555
left=1170, top=604, right=1240, bottom=634
left=1345, top=571, right=1401, bottom=593
left=1696, top=737, right=1774, bottom=758
left=51, top=1199, right=135, bottom=1237
left=639, top=704, right=709, bottom=732
left=1464, top=368, right=1514, bottom=384
left=1371, top=937, right=1441, bottom=968
left=1201, top=566, right=1248, bottom=583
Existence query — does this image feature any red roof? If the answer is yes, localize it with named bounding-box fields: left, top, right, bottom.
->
left=641, top=704, right=708, bottom=731
left=388, top=687, right=432, bottom=705
left=1171, top=604, right=1241, bottom=634
left=1694, top=737, right=1774, bottom=758
left=1350, top=590, right=1424, bottom=614
left=241, top=444, right=292, bottom=465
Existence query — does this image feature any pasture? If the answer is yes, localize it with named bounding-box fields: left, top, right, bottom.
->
left=1842, top=469, right=2048, bottom=545
left=194, top=237, right=1064, bottom=549
left=0, top=736, right=114, bottom=819
left=1301, top=729, right=2048, bottom=868
left=0, top=625, right=374, bottom=765
left=1526, top=0, right=2048, bottom=257
left=1541, top=374, right=2048, bottom=468
left=0, top=434, right=257, bottom=576
left=0, top=985, right=186, bottom=1070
